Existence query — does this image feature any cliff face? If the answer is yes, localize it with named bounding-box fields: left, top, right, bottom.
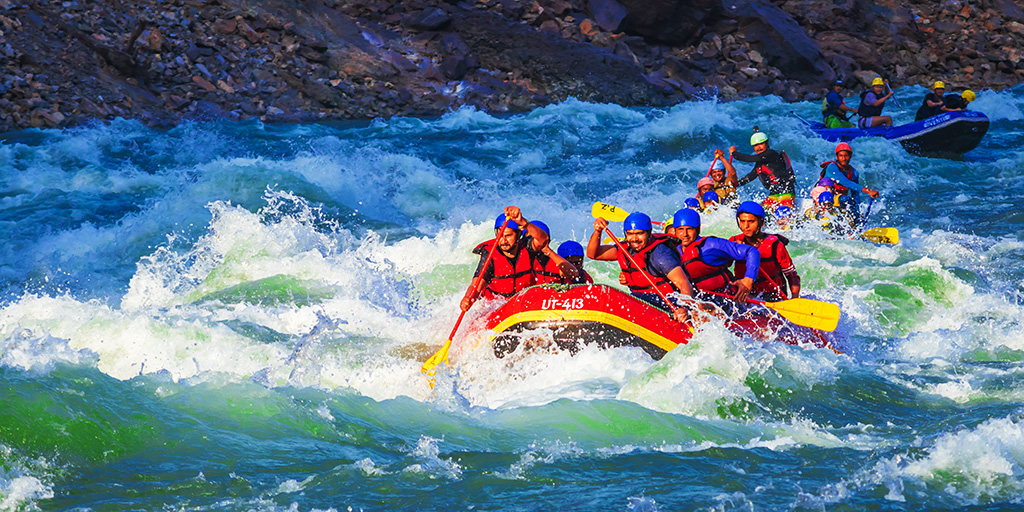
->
left=1, top=0, right=1021, bottom=132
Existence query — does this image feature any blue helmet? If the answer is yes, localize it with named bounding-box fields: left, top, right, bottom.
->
left=673, top=208, right=701, bottom=228
left=817, top=192, right=835, bottom=205
left=774, top=205, right=793, bottom=218
left=532, top=220, right=550, bottom=235
left=684, top=197, right=701, bottom=209
left=623, top=212, right=653, bottom=232
left=557, top=240, right=584, bottom=258
left=736, top=200, right=765, bottom=219
left=494, top=213, right=520, bottom=234
left=702, top=190, right=720, bottom=203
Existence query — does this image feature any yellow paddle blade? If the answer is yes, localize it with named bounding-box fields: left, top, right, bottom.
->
left=861, top=227, right=899, bottom=245
left=763, top=298, right=841, bottom=332
left=592, top=202, right=630, bottom=222
left=602, top=236, right=624, bottom=244
left=420, top=339, right=452, bottom=376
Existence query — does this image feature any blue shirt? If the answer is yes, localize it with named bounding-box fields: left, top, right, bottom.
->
left=684, top=237, right=760, bottom=281
left=821, top=162, right=862, bottom=202
left=826, top=91, right=845, bottom=109
left=645, top=243, right=682, bottom=279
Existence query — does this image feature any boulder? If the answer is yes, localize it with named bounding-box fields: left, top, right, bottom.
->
left=615, top=0, right=719, bottom=45
left=405, top=7, right=451, bottom=31
left=588, top=0, right=628, bottom=32
left=724, top=0, right=832, bottom=85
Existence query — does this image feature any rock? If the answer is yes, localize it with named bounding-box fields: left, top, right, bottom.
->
left=589, top=0, right=628, bottom=32
left=726, top=0, right=832, bottom=85
left=326, top=44, right=398, bottom=78
left=406, top=7, right=451, bottom=31
left=192, top=76, right=217, bottom=91
left=147, top=28, right=164, bottom=51
left=616, top=0, right=719, bottom=45
left=213, top=18, right=236, bottom=35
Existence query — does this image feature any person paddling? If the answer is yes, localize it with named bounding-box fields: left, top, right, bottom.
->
left=708, top=157, right=737, bottom=205
left=587, top=212, right=693, bottom=321
left=822, top=77, right=857, bottom=128
left=728, top=201, right=800, bottom=302
left=819, top=142, right=879, bottom=225
left=671, top=208, right=759, bottom=307
left=461, top=206, right=548, bottom=311
left=943, top=89, right=975, bottom=112
left=556, top=240, right=593, bottom=285
left=729, top=129, right=798, bottom=215
left=858, top=77, right=894, bottom=128
left=915, top=81, right=946, bottom=121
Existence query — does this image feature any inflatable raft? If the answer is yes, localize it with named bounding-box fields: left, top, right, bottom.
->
left=484, top=284, right=834, bottom=359
left=802, top=110, right=989, bottom=155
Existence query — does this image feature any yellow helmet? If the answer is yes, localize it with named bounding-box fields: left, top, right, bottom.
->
left=933, top=81, right=945, bottom=90
left=871, top=77, right=884, bottom=86
left=962, top=90, right=976, bottom=102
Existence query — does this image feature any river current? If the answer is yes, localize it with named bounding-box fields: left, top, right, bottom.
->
left=2, top=86, right=1024, bottom=511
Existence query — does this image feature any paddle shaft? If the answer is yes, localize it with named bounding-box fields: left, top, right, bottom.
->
left=603, top=227, right=682, bottom=316
left=860, top=197, right=875, bottom=228
left=886, top=83, right=902, bottom=109
left=422, top=218, right=512, bottom=373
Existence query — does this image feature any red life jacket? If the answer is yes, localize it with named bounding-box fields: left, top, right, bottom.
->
left=680, top=237, right=734, bottom=292
left=473, top=238, right=536, bottom=299
left=532, top=252, right=563, bottom=285
left=819, top=160, right=856, bottom=195
left=729, top=234, right=787, bottom=297
left=615, top=235, right=677, bottom=295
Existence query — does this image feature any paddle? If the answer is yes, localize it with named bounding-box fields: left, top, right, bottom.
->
left=591, top=203, right=686, bottom=320
left=861, top=227, right=899, bottom=245
left=421, top=218, right=511, bottom=376
left=885, top=82, right=902, bottom=109
left=592, top=202, right=665, bottom=227
left=704, top=290, right=840, bottom=332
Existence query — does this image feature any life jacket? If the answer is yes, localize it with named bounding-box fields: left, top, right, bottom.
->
left=473, top=239, right=536, bottom=299
left=615, top=234, right=678, bottom=295
left=713, top=180, right=737, bottom=203
left=532, top=252, right=563, bottom=285
left=728, top=234, right=789, bottom=297
left=818, top=160, right=856, bottom=195
left=858, top=90, right=884, bottom=118
left=821, top=95, right=847, bottom=120
left=756, top=151, right=794, bottom=189
left=680, top=237, right=734, bottom=292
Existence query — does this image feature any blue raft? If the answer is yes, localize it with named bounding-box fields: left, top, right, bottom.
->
left=801, top=110, right=989, bottom=156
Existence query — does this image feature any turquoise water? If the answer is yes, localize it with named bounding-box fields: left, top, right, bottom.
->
left=2, top=86, right=1024, bottom=510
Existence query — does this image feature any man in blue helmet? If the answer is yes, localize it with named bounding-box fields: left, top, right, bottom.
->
left=729, top=201, right=800, bottom=302
left=556, top=241, right=593, bottom=284
left=461, top=206, right=549, bottom=311
left=530, top=221, right=580, bottom=285
left=587, top=212, right=693, bottom=321
left=672, top=208, right=759, bottom=305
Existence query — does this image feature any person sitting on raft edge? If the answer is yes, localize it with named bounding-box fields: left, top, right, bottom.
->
left=729, top=129, right=798, bottom=215
left=461, top=206, right=548, bottom=312
left=587, top=212, right=693, bottom=322
left=672, top=208, right=759, bottom=309
left=819, top=142, right=879, bottom=226
left=728, top=201, right=800, bottom=303
left=822, top=76, right=857, bottom=128
left=858, top=77, right=894, bottom=128
left=708, top=155, right=737, bottom=206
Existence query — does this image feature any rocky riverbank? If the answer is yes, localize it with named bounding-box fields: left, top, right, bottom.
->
left=1, top=0, right=1022, bottom=132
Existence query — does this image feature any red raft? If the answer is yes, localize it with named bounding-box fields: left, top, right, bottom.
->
left=485, top=284, right=834, bottom=359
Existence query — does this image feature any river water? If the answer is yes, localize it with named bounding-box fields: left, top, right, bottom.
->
left=2, top=86, right=1023, bottom=511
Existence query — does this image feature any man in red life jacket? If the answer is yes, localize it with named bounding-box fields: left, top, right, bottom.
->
left=672, top=208, right=758, bottom=305
left=728, top=201, right=801, bottom=302
left=556, top=240, right=593, bottom=284
left=587, top=212, right=693, bottom=322
left=460, top=206, right=549, bottom=311
left=530, top=220, right=579, bottom=285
